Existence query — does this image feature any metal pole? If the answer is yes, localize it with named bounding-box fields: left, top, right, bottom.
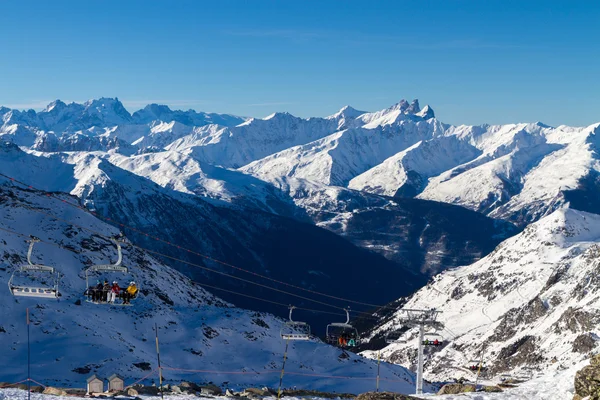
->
left=416, top=324, right=424, bottom=395
left=27, top=308, right=30, bottom=400
left=277, top=338, right=290, bottom=400
left=155, top=323, right=164, bottom=400
left=475, top=347, right=485, bottom=388
left=376, top=350, right=381, bottom=392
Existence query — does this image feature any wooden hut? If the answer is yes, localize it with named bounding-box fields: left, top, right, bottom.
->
left=86, top=375, right=104, bottom=394
left=108, top=373, right=125, bottom=392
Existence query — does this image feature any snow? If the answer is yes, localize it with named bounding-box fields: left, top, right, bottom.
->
left=0, top=359, right=583, bottom=399
left=0, top=179, right=420, bottom=395
left=416, top=361, right=583, bottom=399
left=360, top=208, right=600, bottom=388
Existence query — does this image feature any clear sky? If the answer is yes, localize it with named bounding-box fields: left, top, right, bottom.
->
left=1, top=0, right=598, bottom=126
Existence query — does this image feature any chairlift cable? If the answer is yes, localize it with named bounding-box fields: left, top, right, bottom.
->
left=0, top=173, right=398, bottom=311
left=0, top=198, right=380, bottom=319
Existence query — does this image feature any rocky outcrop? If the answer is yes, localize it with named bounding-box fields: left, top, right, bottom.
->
left=42, top=387, right=68, bottom=396
left=574, top=354, right=600, bottom=399
left=355, top=391, right=418, bottom=400
left=437, top=383, right=476, bottom=395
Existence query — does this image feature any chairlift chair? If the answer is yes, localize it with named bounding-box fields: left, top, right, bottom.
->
left=422, top=332, right=444, bottom=346
left=499, top=373, right=512, bottom=382
left=385, top=330, right=408, bottom=344
left=326, top=308, right=359, bottom=348
left=466, top=360, right=487, bottom=372
left=8, top=237, right=60, bottom=299
left=84, top=237, right=136, bottom=306
left=280, top=306, right=311, bottom=341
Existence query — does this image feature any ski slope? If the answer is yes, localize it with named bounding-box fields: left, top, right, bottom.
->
left=0, top=177, right=422, bottom=395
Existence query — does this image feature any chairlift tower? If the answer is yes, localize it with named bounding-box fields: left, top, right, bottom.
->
left=396, top=308, right=443, bottom=395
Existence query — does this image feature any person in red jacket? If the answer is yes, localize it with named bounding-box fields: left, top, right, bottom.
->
left=109, top=281, right=120, bottom=304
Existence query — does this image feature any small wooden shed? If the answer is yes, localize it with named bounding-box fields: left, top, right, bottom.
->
left=86, top=374, right=104, bottom=394
left=108, top=373, right=124, bottom=392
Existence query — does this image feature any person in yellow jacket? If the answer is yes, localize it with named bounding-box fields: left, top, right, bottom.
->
left=124, top=281, right=138, bottom=304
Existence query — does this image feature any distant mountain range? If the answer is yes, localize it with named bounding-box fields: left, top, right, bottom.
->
left=2, top=96, right=599, bottom=388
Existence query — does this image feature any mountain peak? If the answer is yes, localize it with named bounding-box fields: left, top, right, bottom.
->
left=406, top=99, right=420, bottom=114
left=263, top=111, right=293, bottom=120
left=388, top=99, right=410, bottom=112
left=328, top=105, right=366, bottom=120
left=416, top=104, right=435, bottom=119
left=43, top=99, right=67, bottom=113
left=83, top=97, right=132, bottom=122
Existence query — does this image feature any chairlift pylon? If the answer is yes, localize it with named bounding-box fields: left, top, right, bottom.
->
left=8, top=237, right=60, bottom=299
left=84, top=237, right=137, bottom=306
left=280, top=306, right=311, bottom=341
left=326, top=308, right=359, bottom=348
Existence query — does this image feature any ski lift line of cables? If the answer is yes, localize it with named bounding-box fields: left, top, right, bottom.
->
left=3, top=194, right=380, bottom=320
left=196, top=281, right=378, bottom=319
left=0, top=222, right=377, bottom=321
left=0, top=172, right=396, bottom=311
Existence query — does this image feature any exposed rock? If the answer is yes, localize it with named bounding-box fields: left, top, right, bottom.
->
left=244, top=387, right=271, bottom=396
left=284, top=389, right=355, bottom=398
left=180, top=381, right=202, bottom=392
left=490, top=297, right=547, bottom=342
left=126, top=387, right=139, bottom=396
left=573, top=333, right=597, bottom=354
left=574, top=364, right=600, bottom=399
left=171, top=385, right=182, bottom=393
left=42, top=386, right=68, bottom=396
left=136, top=385, right=160, bottom=395
left=437, top=383, right=476, bottom=395
left=482, top=385, right=503, bottom=392
left=355, top=391, right=416, bottom=400
left=201, top=384, right=223, bottom=395
left=554, top=307, right=600, bottom=334
left=491, top=336, right=542, bottom=374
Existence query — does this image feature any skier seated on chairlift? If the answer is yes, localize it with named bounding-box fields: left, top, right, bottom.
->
left=90, top=280, right=104, bottom=302
left=102, top=280, right=111, bottom=302
left=108, top=281, right=121, bottom=304
left=123, top=281, right=138, bottom=304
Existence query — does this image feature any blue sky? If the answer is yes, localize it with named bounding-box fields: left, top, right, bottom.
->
left=0, top=0, right=598, bottom=126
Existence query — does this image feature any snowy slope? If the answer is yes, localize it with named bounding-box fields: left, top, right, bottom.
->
left=0, top=180, right=422, bottom=394
left=240, top=114, right=445, bottom=187
left=360, top=207, right=600, bottom=385
left=0, top=143, right=417, bottom=330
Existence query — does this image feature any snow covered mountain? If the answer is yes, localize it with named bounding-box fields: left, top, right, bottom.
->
left=359, top=207, right=600, bottom=383
left=0, top=142, right=419, bottom=331
left=0, top=179, right=422, bottom=394
left=0, top=97, right=524, bottom=282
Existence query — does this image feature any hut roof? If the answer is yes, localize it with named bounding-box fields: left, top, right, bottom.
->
left=86, top=374, right=102, bottom=383
left=108, top=374, right=124, bottom=381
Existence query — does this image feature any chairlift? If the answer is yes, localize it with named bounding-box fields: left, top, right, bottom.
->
left=385, top=330, right=408, bottom=344
left=326, top=308, right=359, bottom=348
left=466, top=360, right=487, bottom=372
left=8, top=237, right=60, bottom=299
left=498, top=373, right=513, bottom=382
left=422, top=332, right=444, bottom=346
left=84, top=237, right=137, bottom=306
left=280, top=306, right=311, bottom=340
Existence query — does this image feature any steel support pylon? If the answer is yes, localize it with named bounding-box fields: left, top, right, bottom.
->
left=416, top=324, right=424, bottom=394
